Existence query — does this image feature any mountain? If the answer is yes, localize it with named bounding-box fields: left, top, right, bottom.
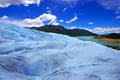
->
left=0, top=22, right=120, bottom=80
left=94, top=33, right=120, bottom=43
left=30, top=25, right=97, bottom=36
left=104, top=33, right=120, bottom=39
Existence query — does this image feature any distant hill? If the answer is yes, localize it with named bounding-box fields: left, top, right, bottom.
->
left=30, top=25, right=97, bottom=36
left=104, top=33, right=120, bottom=39
left=94, top=33, right=120, bottom=43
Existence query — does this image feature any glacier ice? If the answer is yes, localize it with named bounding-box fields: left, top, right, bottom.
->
left=0, top=22, right=120, bottom=80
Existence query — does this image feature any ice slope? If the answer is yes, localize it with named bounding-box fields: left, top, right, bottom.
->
left=0, top=22, right=120, bottom=80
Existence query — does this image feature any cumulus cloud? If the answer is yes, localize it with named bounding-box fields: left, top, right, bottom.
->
left=24, top=13, right=59, bottom=26
left=66, top=16, right=78, bottom=23
left=0, top=13, right=59, bottom=27
left=0, top=0, right=41, bottom=8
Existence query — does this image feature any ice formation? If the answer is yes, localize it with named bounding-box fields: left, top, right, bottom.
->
left=0, top=22, right=120, bottom=80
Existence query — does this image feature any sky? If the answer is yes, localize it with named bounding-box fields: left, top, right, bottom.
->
left=0, top=0, right=120, bottom=34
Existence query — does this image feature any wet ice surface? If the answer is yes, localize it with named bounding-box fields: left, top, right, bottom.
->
left=0, top=23, right=120, bottom=80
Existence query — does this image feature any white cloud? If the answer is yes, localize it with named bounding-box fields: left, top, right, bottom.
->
left=55, top=0, right=79, bottom=5
left=92, top=27, right=120, bottom=34
left=57, top=0, right=78, bottom=2
left=47, top=10, right=52, bottom=13
left=63, top=8, right=68, bottom=12
left=46, top=7, right=52, bottom=13
left=0, top=13, right=59, bottom=27
left=39, top=13, right=58, bottom=25
left=80, top=27, right=120, bottom=34
left=70, top=26, right=77, bottom=29
left=24, top=13, right=59, bottom=26
left=59, top=20, right=64, bottom=23
left=0, top=0, right=41, bottom=8
left=46, top=7, right=49, bottom=10
left=96, top=0, right=120, bottom=11
left=115, top=11, right=120, bottom=14
left=1, top=15, right=8, bottom=20
left=116, top=16, right=120, bottom=19
left=55, top=0, right=120, bottom=12
left=88, top=22, right=93, bottom=25
left=66, top=16, right=78, bottom=23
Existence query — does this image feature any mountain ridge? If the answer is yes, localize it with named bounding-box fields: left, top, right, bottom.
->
left=29, top=25, right=98, bottom=36
left=103, top=33, right=120, bottom=39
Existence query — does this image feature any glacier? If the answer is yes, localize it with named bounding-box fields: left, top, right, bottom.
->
left=0, top=22, right=120, bottom=80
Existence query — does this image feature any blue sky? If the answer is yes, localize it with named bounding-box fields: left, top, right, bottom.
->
left=0, top=0, right=120, bottom=34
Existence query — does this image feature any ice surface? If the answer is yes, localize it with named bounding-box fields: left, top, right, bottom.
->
left=0, top=22, right=120, bottom=80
